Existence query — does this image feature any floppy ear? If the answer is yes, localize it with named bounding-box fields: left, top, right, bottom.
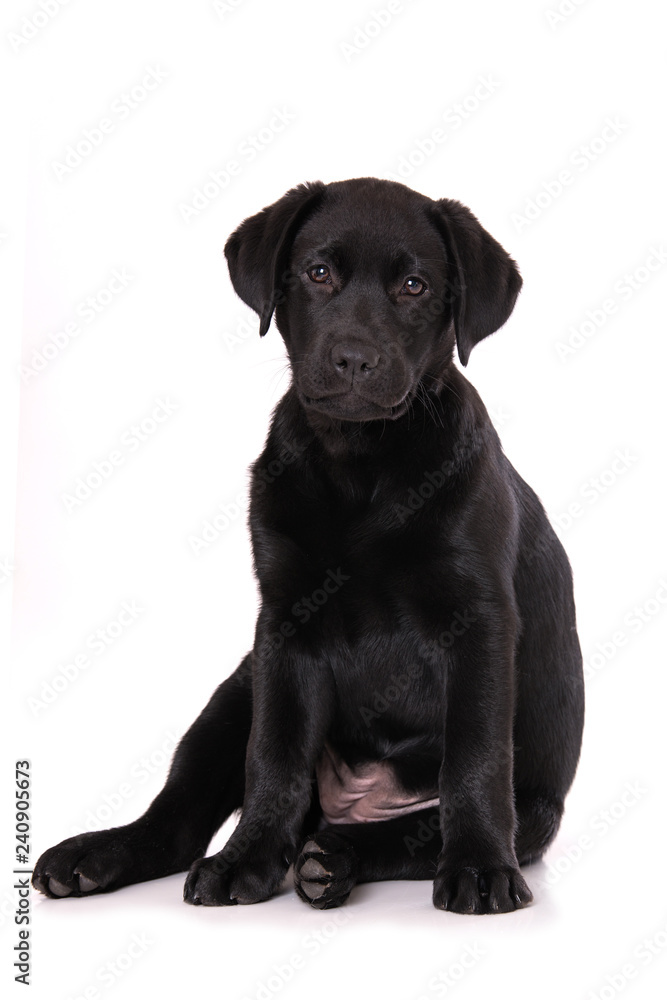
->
left=224, top=181, right=326, bottom=336
left=428, top=199, right=522, bottom=366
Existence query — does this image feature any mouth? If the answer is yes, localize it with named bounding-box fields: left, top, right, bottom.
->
left=299, top=390, right=410, bottom=422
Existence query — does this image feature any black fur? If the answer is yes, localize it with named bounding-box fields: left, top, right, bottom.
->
left=33, top=178, right=584, bottom=914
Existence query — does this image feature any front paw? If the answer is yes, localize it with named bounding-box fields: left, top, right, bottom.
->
left=433, top=865, right=533, bottom=914
left=183, top=844, right=286, bottom=906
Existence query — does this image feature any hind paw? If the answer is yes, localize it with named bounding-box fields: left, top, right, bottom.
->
left=294, top=831, right=358, bottom=909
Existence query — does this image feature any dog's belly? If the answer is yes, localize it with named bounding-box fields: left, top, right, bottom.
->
left=315, top=742, right=439, bottom=824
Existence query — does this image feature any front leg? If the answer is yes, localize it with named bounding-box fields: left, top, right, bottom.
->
left=433, top=594, right=533, bottom=914
left=184, top=611, right=334, bottom=906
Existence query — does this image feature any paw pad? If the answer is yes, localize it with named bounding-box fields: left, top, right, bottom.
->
left=294, top=832, right=357, bottom=909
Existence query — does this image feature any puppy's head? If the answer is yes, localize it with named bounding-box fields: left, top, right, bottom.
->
left=225, top=178, right=521, bottom=422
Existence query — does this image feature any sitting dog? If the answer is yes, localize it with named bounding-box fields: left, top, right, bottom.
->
left=33, top=178, right=584, bottom=914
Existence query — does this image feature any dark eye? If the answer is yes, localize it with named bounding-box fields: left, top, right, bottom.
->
left=307, top=265, right=331, bottom=284
left=401, top=277, right=426, bottom=296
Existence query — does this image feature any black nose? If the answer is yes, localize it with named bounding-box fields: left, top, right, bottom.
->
left=331, top=341, right=380, bottom=377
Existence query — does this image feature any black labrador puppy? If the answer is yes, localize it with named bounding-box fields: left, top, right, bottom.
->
left=33, top=178, right=584, bottom=914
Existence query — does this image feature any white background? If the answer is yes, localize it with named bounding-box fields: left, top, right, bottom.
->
left=2, top=1, right=666, bottom=998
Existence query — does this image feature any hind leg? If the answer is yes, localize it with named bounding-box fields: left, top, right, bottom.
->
left=294, top=808, right=441, bottom=909
left=32, top=655, right=253, bottom=899
left=512, top=524, right=585, bottom=867
left=514, top=792, right=564, bottom=865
